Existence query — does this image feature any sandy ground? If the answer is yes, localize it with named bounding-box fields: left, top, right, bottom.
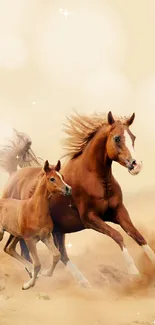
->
left=0, top=189, right=155, bottom=325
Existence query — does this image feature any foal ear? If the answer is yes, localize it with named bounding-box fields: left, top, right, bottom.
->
left=43, top=160, right=50, bottom=173
left=55, top=160, right=61, bottom=172
left=125, top=113, right=135, bottom=127
left=107, top=111, right=115, bottom=125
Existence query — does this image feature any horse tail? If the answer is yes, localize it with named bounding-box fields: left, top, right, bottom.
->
left=0, top=128, right=41, bottom=175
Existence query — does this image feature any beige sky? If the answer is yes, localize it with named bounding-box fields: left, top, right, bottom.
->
left=0, top=0, right=155, bottom=193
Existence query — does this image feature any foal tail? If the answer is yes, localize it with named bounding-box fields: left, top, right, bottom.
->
left=0, top=128, right=41, bottom=175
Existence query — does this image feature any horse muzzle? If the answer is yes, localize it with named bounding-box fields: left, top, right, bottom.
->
left=64, top=185, right=72, bottom=196
left=127, top=159, right=143, bottom=175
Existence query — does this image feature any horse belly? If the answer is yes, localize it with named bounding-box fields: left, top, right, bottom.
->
left=50, top=195, right=84, bottom=233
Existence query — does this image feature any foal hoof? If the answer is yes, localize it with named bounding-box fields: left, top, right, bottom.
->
left=22, top=283, right=30, bottom=290
left=22, top=281, right=35, bottom=290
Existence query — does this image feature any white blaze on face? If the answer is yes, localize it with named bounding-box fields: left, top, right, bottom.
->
left=56, top=171, right=70, bottom=188
left=124, top=130, right=142, bottom=175
left=124, top=130, right=136, bottom=159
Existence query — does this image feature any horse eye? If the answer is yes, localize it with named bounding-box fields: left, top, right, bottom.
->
left=50, top=177, right=55, bottom=182
left=114, top=136, right=121, bottom=143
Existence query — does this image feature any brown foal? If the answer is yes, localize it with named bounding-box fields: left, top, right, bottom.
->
left=0, top=160, right=71, bottom=289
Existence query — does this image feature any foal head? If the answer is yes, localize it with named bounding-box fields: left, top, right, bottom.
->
left=43, top=160, right=72, bottom=196
left=106, top=111, right=142, bottom=175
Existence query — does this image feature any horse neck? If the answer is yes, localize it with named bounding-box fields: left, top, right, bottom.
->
left=83, top=125, right=112, bottom=180
left=30, top=175, right=50, bottom=215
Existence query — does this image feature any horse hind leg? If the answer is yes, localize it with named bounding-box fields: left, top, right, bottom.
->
left=4, top=236, right=33, bottom=278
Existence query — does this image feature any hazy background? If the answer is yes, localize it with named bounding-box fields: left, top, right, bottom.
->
left=0, top=0, right=155, bottom=194
left=1, top=2, right=155, bottom=325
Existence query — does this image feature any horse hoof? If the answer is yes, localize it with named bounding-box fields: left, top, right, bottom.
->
left=22, top=281, right=34, bottom=290
left=41, top=269, right=53, bottom=277
left=127, top=264, right=140, bottom=276
left=22, top=283, right=31, bottom=290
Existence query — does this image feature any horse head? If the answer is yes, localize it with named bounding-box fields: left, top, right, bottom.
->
left=106, top=111, right=142, bottom=175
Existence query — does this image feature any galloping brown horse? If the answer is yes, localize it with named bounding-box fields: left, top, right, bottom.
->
left=1, top=111, right=155, bottom=287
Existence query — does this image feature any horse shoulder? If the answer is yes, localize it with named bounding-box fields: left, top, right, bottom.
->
left=17, top=200, right=31, bottom=235
left=101, top=176, right=122, bottom=208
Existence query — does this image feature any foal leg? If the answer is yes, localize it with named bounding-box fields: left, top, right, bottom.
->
left=22, top=239, right=41, bottom=290
left=115, top=204, right=155, bottom=264
left=85, top=211, right=139, bottom=275
left=20, top=238, right=32, bottom=263
left=41, top=233, right=60, bottom=277
left=4, top=236, right=33, bottom=277
left=54, top=231, right=91, bottom=287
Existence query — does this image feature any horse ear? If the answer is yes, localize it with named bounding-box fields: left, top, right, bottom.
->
left=125, top=113, right=135, bottom=126
left=55, top=160, right=61, bottom=172
left=107, top=111, right=115, bottom=125
left=43, top=160, right=50, bottom=173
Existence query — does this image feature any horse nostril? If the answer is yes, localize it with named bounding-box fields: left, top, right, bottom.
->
left=65, top=186, right=72, bottom=195
left=132, top=159, right=136, bottom=166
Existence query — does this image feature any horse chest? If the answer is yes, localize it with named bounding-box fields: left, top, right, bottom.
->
left=108, top=195, right=119, bottom=209
left=93, top=194, right=119, bottom=214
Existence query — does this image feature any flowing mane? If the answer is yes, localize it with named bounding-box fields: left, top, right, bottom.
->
left=62, top=112, right=128, bottom=159
left=28, top=178, right=40, bottom=198
left=0, top=129, right=41, bottom=174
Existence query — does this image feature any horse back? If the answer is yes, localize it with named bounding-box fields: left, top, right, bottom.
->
left=2, top=167, right=42, bottom=200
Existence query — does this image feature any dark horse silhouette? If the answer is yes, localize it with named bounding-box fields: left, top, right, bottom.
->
left=1, top=111, right=155, bottom=287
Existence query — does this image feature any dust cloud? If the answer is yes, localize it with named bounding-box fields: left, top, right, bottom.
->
left=0, top=1, right=155, bottom=324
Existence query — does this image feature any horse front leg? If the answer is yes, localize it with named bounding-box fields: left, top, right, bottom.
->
left=84, top=211, right=140, bottom=276
left=53, top=231, right=91, bottom=287
left=41, top=233, right=61, bottom=277
left=115, top=204, right=155, bottom=265
left=23, top=238, right=41, bottom=290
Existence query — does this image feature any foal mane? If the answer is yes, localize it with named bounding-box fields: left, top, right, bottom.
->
left=0, top=129, right=41, bottom=174
left=63, top=112, right=128, bottom=159
left=28, top=179, right=40, bottom=198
